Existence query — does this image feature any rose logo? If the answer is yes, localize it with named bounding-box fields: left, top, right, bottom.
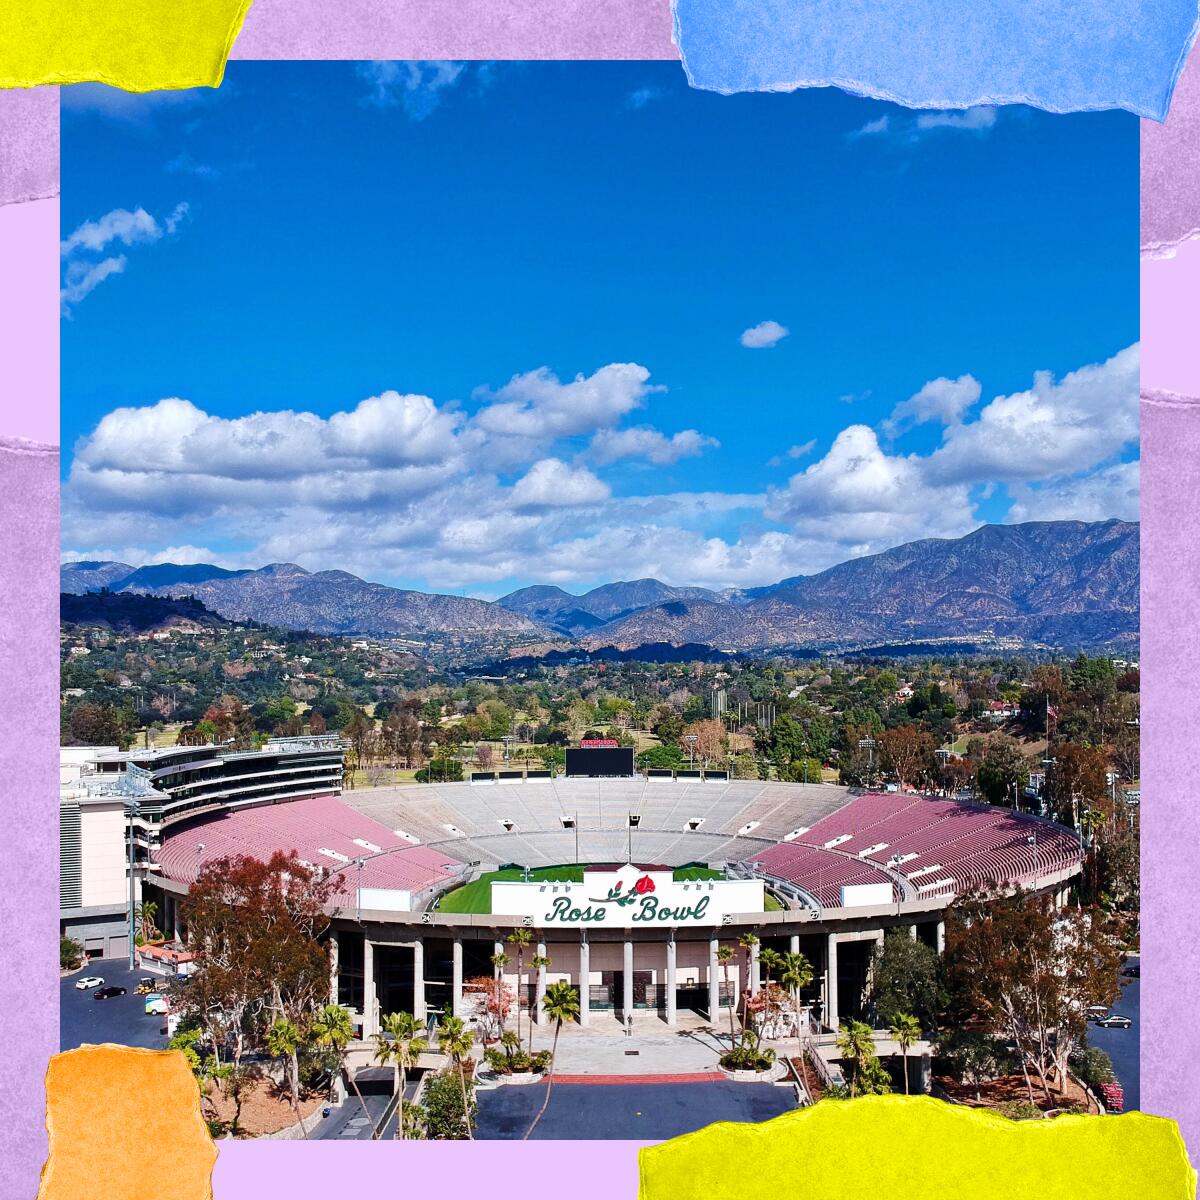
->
left=634, top=875, right=655, bottom=895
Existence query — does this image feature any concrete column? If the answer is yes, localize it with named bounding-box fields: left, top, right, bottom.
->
left=825, top=934, right=839, bottom=1030
left=909, top=924, right=919, bottom=941
left=665, top=937, right=677, bottom=1027
left=936, top=921, right=946, bottom=955
left=362, top=938, right=377, bottom=1038
left=578, top=937, right=590, bottom=1026
left=413, top=938, right=427, bottom=1022
left=708, top=937, right=721, bottom=1021
left=451, top=937, right=463, bottom=1017
left=172, top=896, right=183, bottom=944
left=623, top=939, right=634, bottom=1017
left=750, top=942, right=761, bottom=994
left=328, top=930, right=340, bottom=1005
left=789, top=934, right=800, bottom=955
left=535, top=939, right=548, bottom=1025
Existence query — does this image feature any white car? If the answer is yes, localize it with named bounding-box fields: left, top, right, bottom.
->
left=75, top=976, right=104, bottom=990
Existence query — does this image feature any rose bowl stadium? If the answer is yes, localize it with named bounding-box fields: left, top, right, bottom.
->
left=62, top=737, right=1083, bottom=1043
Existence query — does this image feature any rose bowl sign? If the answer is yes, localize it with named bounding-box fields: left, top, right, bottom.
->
left=491, top=864, right=765, bottom=927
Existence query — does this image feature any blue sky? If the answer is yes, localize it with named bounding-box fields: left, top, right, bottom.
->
left=60, top=62, right=1139, bottom=596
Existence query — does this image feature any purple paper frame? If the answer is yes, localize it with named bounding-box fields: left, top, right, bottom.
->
left=2, top=3, right=1196, bottom=1195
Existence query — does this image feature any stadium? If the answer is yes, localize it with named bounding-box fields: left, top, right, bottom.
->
left=74, top=741, right=1087, bottom=1043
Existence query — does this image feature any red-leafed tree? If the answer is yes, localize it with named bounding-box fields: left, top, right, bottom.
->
left=178, top=852, right=334, bottom=1082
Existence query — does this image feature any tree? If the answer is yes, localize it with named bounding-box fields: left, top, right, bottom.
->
left=524, top=980, right=580, bottom=1139
left=716, top=945, right=737, bottom=1043
left=975, top=736, right=1029, bottom=807
left=310, top=1002, right=371, bottom=1119
left=267, top=1017, right=308, bottom=1134
left=437, top=1015, right=476, bottom=1140
left=376, top=1011, right=428, bottom=1140
left=177, top=852, right=333, bottom=1081
left=759, top=948, right=783, bottom=986
left=528, top=953, right=551, bottom=1050
left=422, top=1068, right=474, bottom=1139
left=680, top=718, right=726, bottom=767
left=879, top=725, right=934, bottom=791
left=135, top=900, right=160, bottom=942
left=780, top=951, right=814, bottom=1099
left=1046, top=742, right=1109, bottom=830
left=943, top=890, right=1121, bottom=1104
left=738, top=932, right=759, bottom=1027
left=836, top=1019, right=889, bottom=1097
left=507, top=928, right=533, bottom=1048
left=868, top=931, right=942, bottom=1030
left=60, top=935, right=85, bottom=971
left=889, top=1013, right=921, bottom=1095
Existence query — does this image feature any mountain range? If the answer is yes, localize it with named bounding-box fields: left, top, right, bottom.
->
left=60, top=519, right=1139, bottom=654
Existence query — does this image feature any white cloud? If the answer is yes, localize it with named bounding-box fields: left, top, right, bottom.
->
left=882, top=374, right=981, bottom=437
left=511, top=459, right=611, bottom=508
left=60, top=202, right=189, bottom=314
left=590, top=425, right=718, bottom=465
left=923, top=344, right=1139, bottom=486
left=768, top=440, right=817, bottom=467
left=63, top=346, right=1140, bottom=594
left=740, top=320, right=789, bottom=349
left=471, top=363, right=658, bottom=446
left=1006, top=461, right=1140, bottom=524
left=850, top=106, right=999, bottom=145
left=626, top=87, right=661, bottom=110
left=356, top=61, right=468, bottom=118
left=60, top=256, right=127, bottom=308
left=915, top=108, right=997, bottom=133
left=767, top=424, right=977, bottom=548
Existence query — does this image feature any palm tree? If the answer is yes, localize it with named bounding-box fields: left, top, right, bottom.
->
left=490, top=951, right=511, bottom=1033
left=835, top=1019, right=876, bottom=1098
left=890, top=1013, right=921, bottom=1095
left=311, top=1002, right=370, bottom=1120
left=507, top=928, right=533, bottom=1047
left=134, top=900, right=159, bottom=942
left=437, top=1015, right=476, bottom=1140
left=528, top=953, right=551, bottom=1050
left=716, top=945, right=737, bottom=1043
left=267, top=1017, right=308, bottom=1136
left=524, top=980, right=580, bottom=1140
left=738, top=932, right=760, bottom=1028
left=759, top=947, right=783, bottom=987
left=376, top=1011, right=429, bottom=1139
left=780, top=951, right=814, bottom=1099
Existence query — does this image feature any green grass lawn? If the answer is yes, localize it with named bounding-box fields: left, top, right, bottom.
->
left=437, top=863, right=733, bottom=914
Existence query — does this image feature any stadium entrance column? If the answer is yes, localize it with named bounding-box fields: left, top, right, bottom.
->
left=665, top=936, right=677, bottom=1027
left=452, top=937, right=463, bottom=1017
left=535, top=938, right=547, bottom=1024
left=708, top=937, right=720, bottom=1021
left=363, top=939, right=377, bottom=1038
left=578, top=936, right=590, bottom=1026
left=825, top=934, right=838, bottom=1030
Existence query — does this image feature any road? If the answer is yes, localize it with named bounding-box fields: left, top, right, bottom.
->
left=1088, top=954, right=1139, bottom=1111
left=61, top=959, right=170, bottom=1052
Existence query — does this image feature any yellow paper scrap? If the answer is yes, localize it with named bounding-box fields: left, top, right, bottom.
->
left=640, top=1096, right=1196, bottom=1200
left=39, top=1046, right=217, bottom=1200
left=1, top=0, right=250, bottom=91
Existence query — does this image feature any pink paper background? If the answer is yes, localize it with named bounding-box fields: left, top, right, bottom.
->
left=1, top=3, right=1197, bottom=1196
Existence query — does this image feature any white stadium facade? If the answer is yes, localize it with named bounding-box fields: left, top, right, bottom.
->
left=61, top=739, right=1083, bottom=1037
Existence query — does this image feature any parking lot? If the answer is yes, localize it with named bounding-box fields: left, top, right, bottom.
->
left=475, top=1080, right=796, bottom=1140
left=60, top=959, right=170, bottom=1053
left=1089, top=955, right=1140, bottom=1110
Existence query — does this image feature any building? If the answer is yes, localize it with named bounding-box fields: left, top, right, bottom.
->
left=136, top=768, right=1082, bottom=1042
left=59, top=735, right=346, bottom=961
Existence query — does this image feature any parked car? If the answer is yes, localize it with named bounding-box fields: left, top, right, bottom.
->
left=75, top=976, right=104, bottom=990
left=94, top=986, right=127, bottom=1000
left=1096, top=1014, right=1132, bottom=1028
left=1122, top=963, right=1140, bottom=978
left=1086, top=1004, right=1109, bottom=1022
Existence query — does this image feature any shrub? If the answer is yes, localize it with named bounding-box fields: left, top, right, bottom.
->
left=996, top=1101, right=1044, bottom=1121
left=415, top=758, right=464, bottom=783
left=60, top=935, right=85, bottom=971
left=423, top=1069, right=476, bottom=1140
left=721, top=1045, right=777, bottom=1072
left=1075, top=1047, right=1115, bottom=1090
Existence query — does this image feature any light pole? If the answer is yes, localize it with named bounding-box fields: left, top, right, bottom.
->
left=501, top=735, right=515, bottom=767
left=888, top=853, right=904, bottom=922
left=858, top=736, right=877, bottom=787
left=685, top=734, right=698, bottom=768
left=354, top=857, right=366, bottom=924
